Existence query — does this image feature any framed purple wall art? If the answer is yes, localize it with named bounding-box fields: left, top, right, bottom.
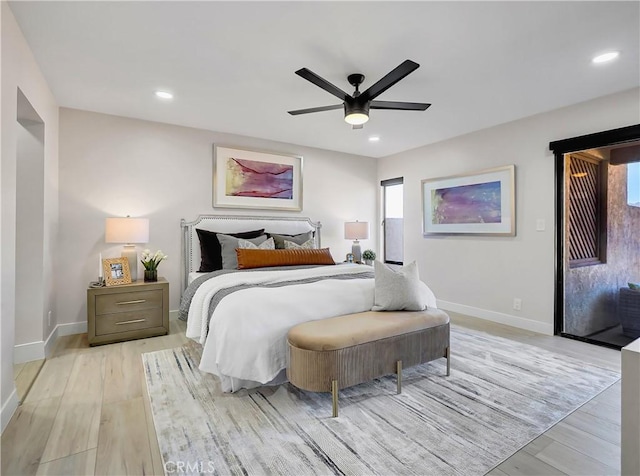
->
left=213, top=145, right=303, bottom=211
left=422, top=165, right=515, bottom=236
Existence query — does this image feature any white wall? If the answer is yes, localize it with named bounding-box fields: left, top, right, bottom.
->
left=378, top=88, right=640, bottom=334
left=1, top=2, right=59, bottom=430
left=58, top=108, right=377, bottom=326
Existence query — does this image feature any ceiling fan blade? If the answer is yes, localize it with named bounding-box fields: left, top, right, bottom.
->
left=370, top=101, right=431, bottom=111
left=359, top=60, right=420, bottom=102
left=287, top=104, right=343, bottom=115
left=295, top=68, right=351, bottom=102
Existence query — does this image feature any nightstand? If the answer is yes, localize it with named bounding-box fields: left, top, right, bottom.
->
left=87, top=278, right=169, bottom=346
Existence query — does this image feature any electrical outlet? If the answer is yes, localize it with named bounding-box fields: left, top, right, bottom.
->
left=513, top=298, right=522, bottom=311
left=48, top=310, right=52, bottom=326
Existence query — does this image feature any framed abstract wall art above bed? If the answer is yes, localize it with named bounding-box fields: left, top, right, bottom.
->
left=213, top=145, right=303, bottom=211
left=421, top=164, right=516, bottom=236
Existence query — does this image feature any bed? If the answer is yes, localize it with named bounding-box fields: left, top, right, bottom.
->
left=180, top=215, right=376, bottom=392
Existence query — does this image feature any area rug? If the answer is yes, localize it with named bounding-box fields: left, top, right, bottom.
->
left=143, top=327, right=619, bottom=476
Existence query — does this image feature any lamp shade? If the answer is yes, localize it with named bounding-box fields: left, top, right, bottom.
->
left=344, top=221, right=369, bottom=240
left=105, top=217, right=149, bottom=244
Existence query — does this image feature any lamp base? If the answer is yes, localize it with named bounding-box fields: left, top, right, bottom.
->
left=352, top=241, right=362, bottom=263
left=122, top=245, right=138, bottom=281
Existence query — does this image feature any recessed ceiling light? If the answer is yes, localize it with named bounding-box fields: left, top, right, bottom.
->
left=155, top=91, right=173, bottom=99
left=592, top=51, right=619, bottom=64
left=368, top=136, right=380, bottom=142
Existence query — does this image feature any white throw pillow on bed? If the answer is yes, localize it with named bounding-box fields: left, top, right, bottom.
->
left=372, top=261, right=437, bottom=311
left=283, top=238, right=315, bottom=250
left=238, top=237, right=275, bottom=250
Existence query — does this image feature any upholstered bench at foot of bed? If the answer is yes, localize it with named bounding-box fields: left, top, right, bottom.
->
left=286, top=309, right=450, bottom=417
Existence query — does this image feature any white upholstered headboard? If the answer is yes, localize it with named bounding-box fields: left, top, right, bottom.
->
left=180, top=215, right=322, bottom=291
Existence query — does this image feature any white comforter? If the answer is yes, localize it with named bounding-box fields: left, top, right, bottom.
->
left=186, top=264, right=375, bottom=391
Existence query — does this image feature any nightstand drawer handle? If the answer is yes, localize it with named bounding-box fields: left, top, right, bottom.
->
left=115, top=318, right=146, bottom=325
left=116, top=299, right=146, bottom=305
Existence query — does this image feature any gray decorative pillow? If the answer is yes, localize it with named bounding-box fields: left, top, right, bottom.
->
left=218, top=234, right=267, bottom=269
left=372, top=261, right=431, bottom=311
left=284, top=238, right=315, bottom=250
left=269, top=231, right=313, bottom=249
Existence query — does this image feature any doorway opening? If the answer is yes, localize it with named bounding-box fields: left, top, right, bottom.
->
left=551, top=124, right=640, bottom=349
left=14, top=88, right=46, bottom=401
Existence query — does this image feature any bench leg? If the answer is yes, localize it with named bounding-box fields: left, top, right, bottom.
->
left=445, top=346, right=451, bottom=376
left=331, top=380, right=338, bottom=418
left=397, top=360, right=402, bottom=394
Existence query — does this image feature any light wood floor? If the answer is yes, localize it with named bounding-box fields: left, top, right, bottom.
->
left=1, top=313, right=622, bottom=476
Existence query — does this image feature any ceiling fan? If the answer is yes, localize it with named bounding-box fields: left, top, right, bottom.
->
left=288, top=59, right=431, bottom=129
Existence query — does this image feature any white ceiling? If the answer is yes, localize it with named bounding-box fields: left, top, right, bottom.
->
left=9, top=1, right=640, bottom=158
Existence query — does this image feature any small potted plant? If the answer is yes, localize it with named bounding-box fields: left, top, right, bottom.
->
left=362, top=249, right=376, bottom=266
left=141, top=249, right=168, bottom=282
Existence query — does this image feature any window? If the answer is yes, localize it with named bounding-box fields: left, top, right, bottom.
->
left=628, top=162, right=640, bottom=207
left=381, top=178, right=403, bottom=264
left=567, top=153, right=607, bottom=267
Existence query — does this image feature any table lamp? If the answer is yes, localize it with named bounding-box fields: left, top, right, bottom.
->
left=344, top=221, right=369, bottom=263
left=105, top=216, right=149, bottom=281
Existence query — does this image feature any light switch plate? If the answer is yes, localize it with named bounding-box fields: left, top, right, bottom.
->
left=536, top=219, right=545, bottom=231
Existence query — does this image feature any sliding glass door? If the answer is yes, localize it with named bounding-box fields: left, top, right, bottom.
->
left=381, top=178, right=404, bottom=265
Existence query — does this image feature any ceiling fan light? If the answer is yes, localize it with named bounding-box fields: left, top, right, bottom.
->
left=344, top=102, right=370, bottom=125
left=345, top=112, right=369, bottom=125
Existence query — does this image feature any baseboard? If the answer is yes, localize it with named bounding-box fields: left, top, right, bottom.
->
left=56, top=321, right=87, bottom=336
left=169, top=310, right=179, bottom=321
left=1, top=388, right=19, bottom=434
left=13, top=340, right=45, bottom=364
left=15, top=321, right=88, bottom=363
left=437, top=300, right=554, bottom=335
left=44, top=325, right=60, bottom=358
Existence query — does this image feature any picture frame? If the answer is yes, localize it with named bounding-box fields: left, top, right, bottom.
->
left=213, top=145, right=303, bottom=211
left=421, top=165, right=516, bottom=236
left=102, top=257, right=132, bottom=286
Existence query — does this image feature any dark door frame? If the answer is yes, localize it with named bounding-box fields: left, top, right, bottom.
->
left=549, top=124, right=640, bottom=347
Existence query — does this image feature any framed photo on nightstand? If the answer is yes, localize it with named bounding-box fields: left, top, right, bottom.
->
left=102, top=257, right=132, bottom=286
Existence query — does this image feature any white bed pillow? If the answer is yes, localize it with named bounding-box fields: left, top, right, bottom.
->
left=283, top=238, right=315, bottom=250
left=372, top=261, right=437, bottom=311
